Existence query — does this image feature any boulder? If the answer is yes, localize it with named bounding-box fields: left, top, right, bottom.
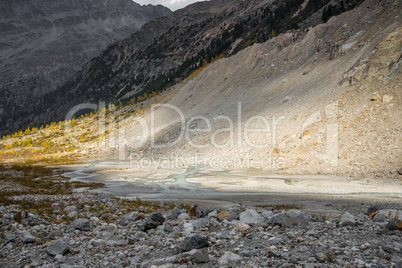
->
left=20, top=231, right=36, bottom=243
left=386, top=219, right=402, bottom=230
left=340, top=212, right=357, bottom=226
left=239, top=209, right=264, bottom=225
left=118, top=211, right=139, bottom=225
left=218, top=211, right=239, bottom=221
left=64, top=206, right=78, bottom=213
left=181, top=247, right=209, bottom=263
left=270, top=210, right=310, bottom=227
left=218, top=252, right=242, bottom=266
left=370, top=209, right=402, bottom=221
left=143, top=212, right=165, bottom=231
left=168, top=207, right=187, bottom=220
left=281, top=210, right=310, bottom=228
left=237, top=222, right=251, bottom=232
left=366, top=205, right=386, bottom=216
left=71, top=218, right=91, bottom=231
left=177, top=213, right=190, bottom=221
left=46, top=240, right=70, bottom=256
left=128, top=231, right=148, bottom=244
left=182, top=235, right=209, bottom=252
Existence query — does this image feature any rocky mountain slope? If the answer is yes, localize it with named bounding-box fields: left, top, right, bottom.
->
left=5, top=0, right=352, bottom=135
left=0, top=0, right=399, bottom=180
left=117, top=0, right=401, bottom=179
left=0, top=0, right=171, bottom=135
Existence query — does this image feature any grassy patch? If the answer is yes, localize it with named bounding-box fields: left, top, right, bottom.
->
left=0, top=163, right=104, bottom=213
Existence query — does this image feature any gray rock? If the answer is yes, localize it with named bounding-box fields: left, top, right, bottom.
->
left=143, top=212, right=165, bottom=231
left=386, top=219, right=402, bottom=230
left=55, top=254, right=66, bottom=263
left=366, top=204, right=385, bottom=216
left=178, top=213, right=190, bottom=221
left=182, top=235, right=209, bottom=252
left=196, top=207, right=214, bottom=218
left=281, top=210, right=310, bottom=228
left=20, top=231, right=36, bottom=243
left=89, top=239, right=103, bottom=247
left=183, top=222, right=194, bottom=233
left=128, top=231, right=148, bottom=244
left=191, top=218, right=210, bottom=228
left=71, top=218, right=91, bottom=231
left=271, top=211, right=286, bottom=225
left=371, top=209, right=402, bottom=221
left=340, top=212, right=357, bottom=226
left=239, top=209, right=263, bottom=225
left=218, top=252, right=242, bottom=266
left=181, top=247, right=209, bottom=263
left=67, top=211, right=77, bottom=218
left=168, top=207, right=187, bottom=220
left=315, top=252, right=328, bottom=262
left=64, top=206, right=78, bottom=213
left=118, top=211, right=139, bottom=226
left=46, top=240, right=70, bottom=256
left=262, top=210, right=274, bottom=219
left=208, top=210, right=218, bottom=218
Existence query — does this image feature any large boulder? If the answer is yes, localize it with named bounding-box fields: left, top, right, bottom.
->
left=143, top=212, right=165, bottom=231
left=46, top=240, right=70, bottom=256
left=71, top=218, right=91, bottom=231
left=182, top=235, right=209, bottom=252
left=239, top=209, right=264, bottom=225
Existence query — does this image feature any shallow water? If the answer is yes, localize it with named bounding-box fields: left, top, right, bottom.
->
left=60, top=160, right=402, bottom=209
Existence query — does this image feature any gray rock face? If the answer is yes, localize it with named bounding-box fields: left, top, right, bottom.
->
left=46, top=240, right=70, bottom=256
left=239, top=209, right=264, bottom=225
left=143, top=212, right=165, bottom=231
left=0, top=0, right=171, bottom=136
left=182, top=235, right=209, bottom=252
left=20, top=231, right=36, bottom=243
left=71, top=218, right=91, bottom=231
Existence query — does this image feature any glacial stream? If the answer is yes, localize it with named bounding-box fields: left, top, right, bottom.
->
left=60, top=160, right=402, bottom=211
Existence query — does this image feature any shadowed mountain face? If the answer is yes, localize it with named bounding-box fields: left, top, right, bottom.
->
left=0, top=0, right=171, bottom=135
left=1, top=0, right=363, bottom=136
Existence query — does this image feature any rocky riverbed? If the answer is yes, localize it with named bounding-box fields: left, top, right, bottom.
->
left=0, top=192, right=401, bottom=268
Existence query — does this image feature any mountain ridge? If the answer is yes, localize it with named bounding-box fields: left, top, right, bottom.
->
left=0, top=0, right=171, bottom=135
